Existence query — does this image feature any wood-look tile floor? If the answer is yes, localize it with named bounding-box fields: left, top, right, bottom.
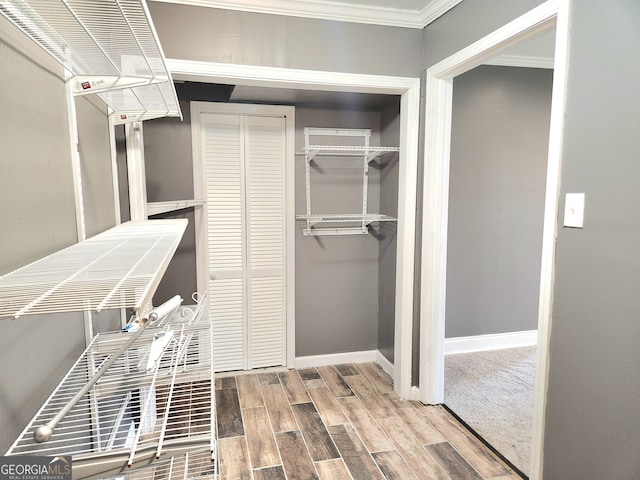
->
left=215, top=363, right=524, bottom=480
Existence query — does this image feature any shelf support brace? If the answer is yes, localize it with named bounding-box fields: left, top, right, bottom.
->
left=361, top=131, right=371, bottom=233
left=126, top=122, right=148, bottom=220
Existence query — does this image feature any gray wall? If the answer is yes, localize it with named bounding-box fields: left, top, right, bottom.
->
left=295, top=107, right=382, bottom=356
left=76, top=95, right=117, bottom=238
left=422, top=0, right=546, bottom=68
left=148, top=2, right=423, bottom=77
left=378, top=100, right=401, bottom=363
left=143, top=101, right=199, bottom=305
left=0, top=35, right=86, bottom=452
left=0, top=42, right=77, bottom=272
left=114, top=124, right=131, bottom=223
left=542, top=0, right=640, bottom=478
left=76, top=96, right=120, bottom=333
left=446, top=65, right=552, bottom=338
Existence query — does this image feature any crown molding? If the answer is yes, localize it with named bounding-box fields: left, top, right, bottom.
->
left=418, top=0, right=463, bottom=27
left=484, top=54, right=554, bottom=69
left=152, top=0, right=461, bottom=29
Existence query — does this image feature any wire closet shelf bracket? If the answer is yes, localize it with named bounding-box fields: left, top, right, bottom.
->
left=296, top=127, right=399, bottom=236
left=0, top=0, right=182, bottom=124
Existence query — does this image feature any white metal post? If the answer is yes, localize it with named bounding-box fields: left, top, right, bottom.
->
left=125, top=121, right=148, bottom=221
left=304, top=129, right=313, bottom=233
left=361, top=130, right=371, bottom=233
left=109, top=116, right=122, bottom=226
left=65, top=74, right=95, bottom=346
left=108, top=116, right=128, bottom=328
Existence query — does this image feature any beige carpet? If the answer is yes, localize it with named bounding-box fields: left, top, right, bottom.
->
left=444, top=346, right=536, bottom=477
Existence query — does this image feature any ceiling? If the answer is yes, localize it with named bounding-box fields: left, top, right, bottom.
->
left=152, top=0, right=464, bottom=29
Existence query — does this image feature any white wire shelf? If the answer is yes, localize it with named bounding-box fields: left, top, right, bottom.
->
left=296, top=213, right=397, bottom=236
left=147, top=200, right=205, bottom=217
left=0, top=219, right=187, bottom=319
left=299, top=145, right=399, bottom=163
left=100, top=447, right=216, bottom=480
left=300, top=128, right=399, bottom=237
left=6, top=298, right=215, bottom=479
left=0, top=0, right=181, bottom=123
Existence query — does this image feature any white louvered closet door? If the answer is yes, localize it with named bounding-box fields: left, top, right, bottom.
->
left=244, top=116, right=286, bottom=368
left=201, top=113, right=286, bottom=372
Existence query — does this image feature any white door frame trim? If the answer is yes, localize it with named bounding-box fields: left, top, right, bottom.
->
left=418, top=1, right=570, bottom=478
left=171, top=58, right=420, bottom=399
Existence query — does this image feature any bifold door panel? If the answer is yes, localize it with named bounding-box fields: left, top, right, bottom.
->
left=201, top=113, right=286, bottom=371
left=245, top=116, right=286, bottom=368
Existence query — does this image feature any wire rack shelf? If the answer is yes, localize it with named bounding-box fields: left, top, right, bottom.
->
left=0, top=220, right=187, bottom=320
left=99, top=447, right=216, bottom=479
left=298, top=127, right=398, bottom=236
left=0, top=0, right=181, bottom=123
left=296, top=213, right=397, bottom=236
left=6, top=296, right=216, bottom=479
left=301, top=145, right=399, bottom=163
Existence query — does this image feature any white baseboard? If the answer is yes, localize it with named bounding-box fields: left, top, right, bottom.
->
left=410, top=385, right=420, bottom=401
left=294, top=350, right=377, bottom=369
left=444, top=330, right=537, bottom=355
left=294, top=349, right=424, bottom=402
left=376, top=351, right=395, bottom=378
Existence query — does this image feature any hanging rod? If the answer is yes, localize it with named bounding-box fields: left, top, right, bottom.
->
left=33, top=295, right=183, bottom=444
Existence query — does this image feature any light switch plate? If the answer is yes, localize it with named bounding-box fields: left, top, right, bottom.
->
left=564, top=193, right=585, bottom=228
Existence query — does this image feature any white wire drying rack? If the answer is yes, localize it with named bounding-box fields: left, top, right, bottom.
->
left=0, top=219, right=187, bottom=320
left=99, top=447, right=216, bottom=479
left=6, top=295, right=216, bottom=480
left=0, top=0, right=181, bottom=124
left=298, top=127, right=399, bottom=236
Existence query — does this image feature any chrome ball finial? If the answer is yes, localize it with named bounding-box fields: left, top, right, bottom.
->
left=34, top=425, right=53, bottom=443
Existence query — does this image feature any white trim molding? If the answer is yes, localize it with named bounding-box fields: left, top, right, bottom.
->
left=376, top=351, right=395, bottom=378
left=167, top=58, right=420, bottom=400
left=295, top=350, right=377, bottom=369
left=418, top=0, right=464, bottom=28
left=444, top=330, right=538, bottom=355
left=168, top=59, right=417, bottom=94
left=418, top=1, right=571, bottom=478
left=410, top=386, right=420, bottom=401
left=154, top=0, right=462, bottom=29
left=394, top=74, right=420, bottom=401
left=484, top=54, right=555, bottom=69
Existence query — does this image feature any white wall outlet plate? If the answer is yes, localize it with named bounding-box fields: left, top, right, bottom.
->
left=564, top=193, right=585, bottom=228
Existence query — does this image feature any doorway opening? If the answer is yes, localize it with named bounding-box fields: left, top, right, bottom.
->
left=419, top=1, right=570, bottom=478
left=167, top=60, right=420, bottom=399
left=444, top=56, right=554, bottom=477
